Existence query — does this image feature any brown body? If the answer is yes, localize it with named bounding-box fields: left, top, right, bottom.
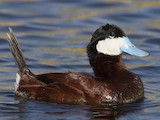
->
left=17, top=54, right=144, bottom=105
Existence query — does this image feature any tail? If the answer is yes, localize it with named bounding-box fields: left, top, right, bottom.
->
left=6, top=28, right=28, bottom=73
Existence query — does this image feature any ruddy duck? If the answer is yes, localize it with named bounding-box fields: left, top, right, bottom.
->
left=6, top=24, right=149, bottom=105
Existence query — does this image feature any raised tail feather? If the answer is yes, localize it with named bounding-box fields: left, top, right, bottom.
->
left=6, top=28, right=28, bottom=73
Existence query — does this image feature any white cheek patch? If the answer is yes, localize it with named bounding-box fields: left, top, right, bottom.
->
left=96, top=37, right=125, bottom=56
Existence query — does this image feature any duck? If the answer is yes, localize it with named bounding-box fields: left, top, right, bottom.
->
left=6, top=24, right=149, bottom=105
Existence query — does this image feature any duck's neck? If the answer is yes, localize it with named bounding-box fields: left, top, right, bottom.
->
left=90, top=53, right=126, bottom=78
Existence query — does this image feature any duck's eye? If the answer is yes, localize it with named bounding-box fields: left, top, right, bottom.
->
left=110, top=32, right=115, bottom=37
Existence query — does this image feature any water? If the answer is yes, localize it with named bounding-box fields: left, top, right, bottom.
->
left=0, top=0, right=160, bottom=119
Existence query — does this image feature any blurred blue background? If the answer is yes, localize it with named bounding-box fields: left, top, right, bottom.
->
left=0, top=0, right=160, bottom=120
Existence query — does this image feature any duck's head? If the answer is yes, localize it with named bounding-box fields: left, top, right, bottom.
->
left=87, top=24, right=149, bottom=65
